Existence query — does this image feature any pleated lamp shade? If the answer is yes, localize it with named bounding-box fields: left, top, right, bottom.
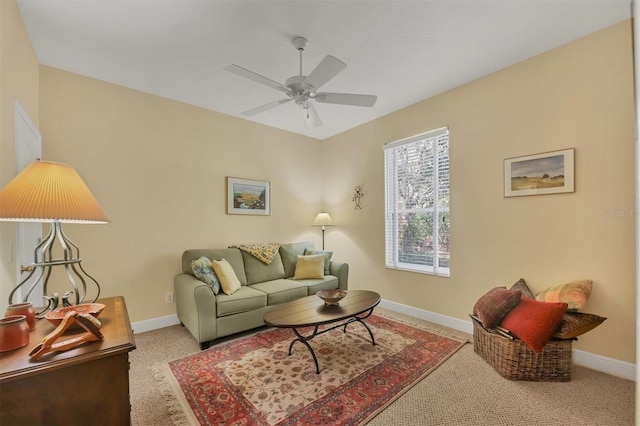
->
left=312, top=212, right=334, bottom=227
left=0, top=160, right=109, bottom=223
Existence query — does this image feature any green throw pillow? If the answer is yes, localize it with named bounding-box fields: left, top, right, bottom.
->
left=304, top=248, right=332, bottom=275
left=191, top=256, right=220, bottom=294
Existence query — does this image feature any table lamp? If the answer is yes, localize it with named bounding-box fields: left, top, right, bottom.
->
left=0, top=160, right=109, bottom=316
left=312, top=212, right=334, bottom=250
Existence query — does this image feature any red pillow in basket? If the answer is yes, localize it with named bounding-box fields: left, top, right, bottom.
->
left=500, top=297, right=568, bottom=352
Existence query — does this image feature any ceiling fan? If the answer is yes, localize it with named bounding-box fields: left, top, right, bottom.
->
left=224, top=37, right=377, bottom=128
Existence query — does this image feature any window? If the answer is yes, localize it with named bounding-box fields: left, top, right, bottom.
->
left=384, top=127, right=450, bottom=276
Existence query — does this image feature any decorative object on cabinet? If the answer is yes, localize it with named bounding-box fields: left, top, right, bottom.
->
left=0, top=160, right=109, bottom=316
left=5, top=302, right=36, bottom=331
left=504, top=148, right=574, bottom=197
left=0, top=296, right=136, bottom=425
left=29, top=310, right=103, bottom=360
left=0, top=315, right=30, bottom=352
left=226, top=177, right=270, bottom=215
left=312, top=212, right=334, bottom=249
left=43, top=302, right=105, bottom=327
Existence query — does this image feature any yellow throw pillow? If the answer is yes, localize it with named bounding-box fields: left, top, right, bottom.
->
left=211, top=258, right=241, bottom=295
left=293, top=254, right=325, bottom=280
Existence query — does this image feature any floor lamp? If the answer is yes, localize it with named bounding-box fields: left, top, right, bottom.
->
left=312, top=212, right=334, bottom=250
left=0, top=160, right=109, bottom=317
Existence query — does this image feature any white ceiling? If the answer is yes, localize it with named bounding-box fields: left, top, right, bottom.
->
left=17, top=0, right=631, bottom=141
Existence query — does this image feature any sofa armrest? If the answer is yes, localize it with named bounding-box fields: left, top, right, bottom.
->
left=330, top=261, right=349, bottom=291
left=174, top=273, right=218, bottom=344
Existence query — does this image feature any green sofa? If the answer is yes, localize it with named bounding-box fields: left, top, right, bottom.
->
left=174, top=241, right=349, bottom=349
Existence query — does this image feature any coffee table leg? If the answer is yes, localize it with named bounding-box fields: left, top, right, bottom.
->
left=355, top=317, right=376, bottom=345
left=343, top=308, right=376, bottom=345
left=289, top=326, right=321, bottom=374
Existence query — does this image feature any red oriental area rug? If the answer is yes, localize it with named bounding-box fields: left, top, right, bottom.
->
left=154, top=315, right=466, bottom=426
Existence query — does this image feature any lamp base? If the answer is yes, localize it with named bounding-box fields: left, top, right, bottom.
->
left=9, top=221, right=100, bottom=318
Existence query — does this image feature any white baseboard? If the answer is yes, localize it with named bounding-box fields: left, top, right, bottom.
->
left=380, top=299, right=636, bottom=381
left=132, top=313, right=180, bottom=334
left=379, top=299, right=474, bottom=334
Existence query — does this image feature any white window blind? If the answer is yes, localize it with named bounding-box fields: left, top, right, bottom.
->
left=384, top=127, right=450, bottom=276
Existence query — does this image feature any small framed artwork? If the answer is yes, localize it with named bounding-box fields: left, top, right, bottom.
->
left=227, top=177, right=270, bottom=215
left=504, top=148, right=575, bottom=197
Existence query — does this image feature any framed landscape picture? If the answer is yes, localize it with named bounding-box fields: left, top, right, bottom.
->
left=504, top=148, right=574, bottom=197
left=227, top=177, right=270, bottom=215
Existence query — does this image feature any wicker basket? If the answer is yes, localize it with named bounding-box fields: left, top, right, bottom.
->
left=471, top=315, right=572, bottom=381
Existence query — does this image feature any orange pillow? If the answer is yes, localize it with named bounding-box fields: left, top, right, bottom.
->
left=500, top=298, right=568, bottom=352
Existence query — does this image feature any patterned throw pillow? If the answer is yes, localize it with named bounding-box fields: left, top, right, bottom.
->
left=473, top=287, right=522, bottom=328
left=553, top=312, right=607, bottom=339
left=510, top=278, right=535, bottom=299
left=304, top=248, right=333, bottom=275
left=501, top=298, right=568, bottom=352
left=535, top=279, right=593, bottom=311
left=211, top=258, right=242, bottom=295
left=293, top=254, right=325, bottom=280
left=191, top=256, right=220, bottom=294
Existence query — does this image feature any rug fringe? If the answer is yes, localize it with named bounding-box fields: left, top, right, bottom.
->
left=151, top=363, right=193, bottom=426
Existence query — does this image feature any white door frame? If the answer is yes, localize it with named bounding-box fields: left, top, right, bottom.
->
left=13, top=100, right=42, bottom=305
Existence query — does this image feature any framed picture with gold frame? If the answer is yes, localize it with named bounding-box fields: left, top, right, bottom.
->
left=226, top=177, right=270, bottom=215
left=504, top=148, right=574, bottom=197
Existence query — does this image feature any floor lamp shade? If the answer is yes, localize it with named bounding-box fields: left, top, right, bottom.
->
left=0, top=161, right=109, bottom=223
left=0, top=160, right=109, bottom=314
left=312, top=212, right=334, bottom=250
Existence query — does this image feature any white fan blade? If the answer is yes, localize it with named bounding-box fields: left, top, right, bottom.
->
left=241, top=98, right=292, bottom=116
left=225, top=64, right=291, bottom=94
left=301, top=55, right=346, bottom=92
left=314, top=92, right=377, bottom=107
left=303, top=103, right=322, bottom=128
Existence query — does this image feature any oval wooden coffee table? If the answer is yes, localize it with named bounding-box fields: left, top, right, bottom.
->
left=263, top=289, right=381, bottom=373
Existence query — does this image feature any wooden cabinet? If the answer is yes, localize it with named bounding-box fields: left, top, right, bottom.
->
left=0, top=296, right=136, bottom=425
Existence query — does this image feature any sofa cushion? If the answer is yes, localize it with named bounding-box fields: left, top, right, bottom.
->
left=182, top=248, right=248, bottom=285
left=553, top=312, right=607, bottom=339
left=250, top=279, right=308, bottom=305
left=212, top=258, right=242, bottom=295
left=241, top=250, right=286, bottom=285
left=279, top=241, right=314, bottom=278
left=500, top=298, right=568, bottom=352
left=510, top=278, right=535, bottom=299
left=191, top=256, right=220, bottom=294
left=216, top=286, right=267, bottom=317
left=535, top=279, right=592, bottom=311
left=473, top=287, right=521, bottom=328
left=293, top=254, right=325, bottom=279
left=304, top=248, right=332, bottom=275
left=289, top=275, right=339, bottom=295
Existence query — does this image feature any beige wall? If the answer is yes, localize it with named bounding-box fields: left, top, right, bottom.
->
left=2, top=2, right=635, bottom=364
left=0, top=0, right=40, bottom=310
left=324, top=21, right=636, bottom=363
left=38, top=66, right=325, bottom=321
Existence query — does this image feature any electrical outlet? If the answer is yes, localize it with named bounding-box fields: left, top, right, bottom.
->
left=165, top=292, right=174, bottom=304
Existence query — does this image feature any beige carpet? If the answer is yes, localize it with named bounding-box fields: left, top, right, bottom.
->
left=130, top=308, right=635, bottom=425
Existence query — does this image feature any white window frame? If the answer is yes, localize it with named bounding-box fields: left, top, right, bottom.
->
left=384, top=126, right=450, bottom=277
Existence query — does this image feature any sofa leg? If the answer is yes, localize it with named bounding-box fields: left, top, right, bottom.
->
left=200, top=341, right=210, bottom=350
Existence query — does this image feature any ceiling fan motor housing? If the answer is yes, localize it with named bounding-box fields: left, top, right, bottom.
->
left=292, top=37, right=309, bottom=51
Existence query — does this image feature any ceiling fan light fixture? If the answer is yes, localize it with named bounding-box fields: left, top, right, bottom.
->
left=225, top=36, right=377, bottom=128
